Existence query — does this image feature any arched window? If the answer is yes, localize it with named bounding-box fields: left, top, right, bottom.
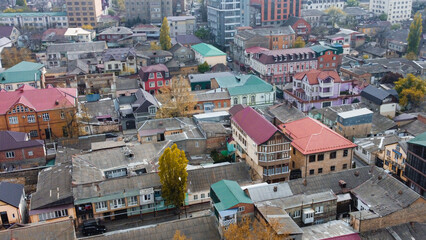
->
left=242, top=97, right=247, bottom=105
left=251, top=95, right=255, bottom=104
left=233, top=98, right=238, bottom=105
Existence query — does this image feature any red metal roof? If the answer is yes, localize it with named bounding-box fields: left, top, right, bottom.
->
left=293, top=69, right=342, bottom=85
left=245, top=46, right=268, bottom=54
left=0, top=85, right=77, bottom=114
left=280, top=117, right=357, bottom=155
left=232, top=106, right=280, bottom=145
left=140, top=64, right=169, bottom=73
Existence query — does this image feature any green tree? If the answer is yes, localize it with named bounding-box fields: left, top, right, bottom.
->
left=379, top=13, right=387, bottom=21
left=346, top=0, right=359, bottom=7
left=158, top=144, right=188, bottom=217
left=407, top=12, right=423, bottom=56
left=160, top=17, right=172, bottom=50
left=108, top=9, right=116, bottom=16
left=197, top=61, right=210, bottom=73
left=394, top=74, right=426, bottom=108
left=195, top=27, right=210, bottom=40
left=293, top=36, right=306, bottom=48
left=16, top=0, right=27, bottom=7
left=324, top=7, right=345, bottom=28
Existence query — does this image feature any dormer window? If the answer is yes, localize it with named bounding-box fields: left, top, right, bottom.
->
left=156, top=72, right=163, bottom=78
left=148, top=73, right=155, bottom=79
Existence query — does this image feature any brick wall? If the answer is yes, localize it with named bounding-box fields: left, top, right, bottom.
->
left=0, top=167, right=45, bottom=193
left=0, top=146, right=46, bottom=170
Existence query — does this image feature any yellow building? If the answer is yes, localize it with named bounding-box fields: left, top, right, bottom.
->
left=382, top=140, right=411, bottom=182
left=66, top=0, right=104, bottom=28
left=0, top=182, right=26, bottom=225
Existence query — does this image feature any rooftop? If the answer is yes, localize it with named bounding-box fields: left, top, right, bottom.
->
left=214, top=74, right=274, bottom=96
left=245, top=182, right=293, bottom=202
left=211, top=180, right=253, bottom=212
left=251, top=26, right=295, bottom=36
left=293, top=69, right=342, bottom=85
left=359, top=222, right=426, bottom=240
left=0, top=131, right=44, bottom=151
left=263, top=189, right=336, bottom=210
left=47, top=41, right=107, bottom=53
left=0, top=61, right=44, bottom=84
left=137, top=118, right=204, bottom=141
left=191, top=43, right=226, bottom=57
left=0, top=12, right=67, bottom=17
left=361, top=85, right=396, bottom=105
left=99, top=26, right=133, bottom=35
left=175, top=34, right=202, bottom=45
left=188, top=71, right=234, bottom=83
left=167, top=16, right=196, bottom=21
left=408, top=131, right=426, bottom=147
left=255, top=203, right=303, bottom=235
left=301, top=220, right=358, bottom=240
left=0, top=26, right=14, bottom=38
left=338, top=108, right=373, bottom=119
left=267, top=103, right=306, bottom=124
left=0, top=181, right=24, bottom=208
left=281, top=117, right=357, bottom=155
left=0, top=219, right=76, bottom=240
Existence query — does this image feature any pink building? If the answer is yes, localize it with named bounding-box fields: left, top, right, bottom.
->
left=138, top=64, right=170, bottom=95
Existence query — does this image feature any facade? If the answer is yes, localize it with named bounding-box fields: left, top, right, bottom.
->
left=251, top=26, right=296, bottom=50
left=167, top=16, right=196, bottom=38
left=98, top=27, right=133, bottom=43
left=360, top=85, right=399, bottom=118
left=0, top=12, right=68, bottom=30
left=125, top=0, right=173, bottom=25
left=191, top=43, right=227, bottom=66
left=0, top=61, right=46, bottom=91
left=282, top=16, right=311, bottom=40
left=250, top=47, right=317, bottom=84
left=404, top=132, right=426, bottom=197
left=132, top=24, right=160, bottom=38
left=283, top=69, right=361, bottom=112
left=335, top=108, right=373, bottom=140
left=0, top=85, right=77, bottom=140
left=231, top=30, right=269, bottom=66
left=0, top=131, right=45, bottom=172
left=300, top=9, right=327, bottom=28
left=259, top=0, right=302, bottom=26
left=65, top=0, right=104, bottom=28
left=102, top=48, right=137, bottom=75
left=369, top=0, right=413, bottom=23
left=231, top=106, right=292, bottom=182
left=280, top=117, right=357, bottom=179
left=188, top=72, right=234, bottom=91
left=382, top=140, right=410, bottom=182
left=212, top=74, right=276, bottom=107
left=0, top=182, right=26, bottom=225
left=138, top=64, right=170, bottom=94
left=301, top=0, right=344, bottom=10
left=309, top=45, right=342, bottom=70
left=194, top=89, right=231, bottom=113
left=64, top=28, right=95, bottom=42
left=0, top=26, right=20, bottom=43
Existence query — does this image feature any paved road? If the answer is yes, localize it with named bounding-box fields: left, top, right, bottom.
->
left=352, top=154, right=367, bottom=168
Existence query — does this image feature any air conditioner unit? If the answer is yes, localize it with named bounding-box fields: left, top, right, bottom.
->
left=38, top=115, right=42, bottom=118
left=22, top=116, right=26, bottom=118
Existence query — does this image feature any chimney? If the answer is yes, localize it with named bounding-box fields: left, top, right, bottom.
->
left=273, top=186, right=278, bottom=192
left=339, top=180, right=346, bottom=188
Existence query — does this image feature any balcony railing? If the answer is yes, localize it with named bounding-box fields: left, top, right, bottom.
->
left=220, top=218, right=236, bottom=226
left=258, top=156, right=291, bottom=163
left=319, top=91, right=333, bottom=98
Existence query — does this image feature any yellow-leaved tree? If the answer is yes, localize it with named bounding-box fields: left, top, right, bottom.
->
left=324, top=7, right=346, bottom=28
left=150, top=41, right=162, bottom=50
left=224, top=216, right=287, bottom=240
left=158, top=144, right=188, bottom=217
left=1, top=47, right=34, bottom=68
left=160, top=17, right=172, bottom=50
left=293, top=36, right=306, bottom=48
left=173, top=230, right=191, bottom=240
left=155, top=76, right=197, bottom=118
left=82, top=24, right=94, bottom=30
left=394, top=74, right=426, bottom=109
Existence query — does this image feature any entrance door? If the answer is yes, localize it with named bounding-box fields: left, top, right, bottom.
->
left=0, top=212, right=9, bottom=224
left=45, top=128, right=51, bottom=140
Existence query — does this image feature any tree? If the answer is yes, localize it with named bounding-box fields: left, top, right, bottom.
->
left=113, top=0, right=125, bottom=12
left=195, top=27, right=210, bottom=41
left=160, top=17, right=172, bottom=50
left=293, top=36, right=306, bottom=48
left=158, top=144, right=188, bottom=217
left=223, top=216, right=287, bottom=240
left=155, top=76, right=197, bottom=118
left=62, top=105, right=79, bottom=138
left=1, top=47, right=33, bottom=69
left=82, top=24, right=93, bottom=30
left=380, top=72, right=403, bottom=84
left=346, top=0, right=359, bottom=7
left=391, top=24, right=401, bottom=30
left=108, top=9, right=116, bottom=16
left=324, top=7, right=345, bottom=28
left=16, top=0, right=27, bottom=7
left=407, top=12, right=423, bottom=56
left=379, top=13, right=388, bottom=21
left=173, top=230, right=191, bottom=240
left=405, top=51, right=418, bottom=60
left=150, top=41, right=162, bottom=50
left=362, top=54, right=369, bottom=59
left=394, top=74, right=426, bottom=108
left=197, top=61, right=210, bottom=73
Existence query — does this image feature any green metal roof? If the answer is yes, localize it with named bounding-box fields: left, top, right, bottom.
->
left=211, top=180, right=252, bottom=212
left=191, top=43, right=226, bottom=57
left=0, top=12, right=67, bottom=17
left=408, top=132, right=426, bottom=147
left=0, top=61, right=43, bottom=84
left=215, top=74, right=274, bottom=96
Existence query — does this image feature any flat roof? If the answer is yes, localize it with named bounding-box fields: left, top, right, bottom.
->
left=338, top=108, right=373, bottom=119
left=193, top=111, right=230, bottom=119
left=301, top=220, right=358, bottom=240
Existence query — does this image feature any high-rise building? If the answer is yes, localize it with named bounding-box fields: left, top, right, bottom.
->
left=404, top=132, right=426, bottom=197
left=65, top=0, right=104, bottom=28
left=369, top=0, right=412, bottom=23
left=125, top=0, right=173, bottom=25
left=259, top=0, right=301, bottom=26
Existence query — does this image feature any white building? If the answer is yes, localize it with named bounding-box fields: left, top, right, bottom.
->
left=64, top=28, right=95, bottom=42
left=369, top=0, right=412, bottom=23
left=167, top=16, right=196, bottom=38
left=0, top=12, right=68, bottom=29
left=301, top=0, right=345, bottom=10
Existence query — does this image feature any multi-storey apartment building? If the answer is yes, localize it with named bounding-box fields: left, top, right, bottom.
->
left=404, top=132, right=426, bottom=197
left=0, top=12, right=68, bottom=29
left=0, top=85, right=77, bottom=140
left=258, top=0, right=301, bottom=26
left=280, top=117, right=357, bottom=179
left=167, top=16, right=196, bottom=38
left=250, top=47, right=317, bottom=84
left=369, top=0, right=412, bottom=23
left=301, top=0, right=344, bottom=10
left=283, top=69, right=361, bottom=112
left=231, top=106, right=292, bottom=182
left=125, top=0, right=173, bottom=25
left=65, top=0, right=104, bottom=28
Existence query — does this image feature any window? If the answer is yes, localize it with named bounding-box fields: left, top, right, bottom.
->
left=29, top=130, right=38, bottom=137
left=343, top=163, right=348, bottom=169
left=60, top=111, right=65, bottom=119
left=195, top=141, right=199, bottom=148
left=238, top=206, right=245, bottom=212
left=27, top=115, right=35, bottom=123
left=149, top=82, right=155, bottom=88
left=201, top=193, right=206, bottom=199
left=38, top=209, right=68, bottom=221
left=6, top=151, right=15, bottom=158
left=330, top=151, right=337, bottom=159
left=193, top=194, right=198, bottom=200
left=143, top=194, right=151, bottom=201
left=343, top=149, right=348, bottom=157
left=42, top=113, right=50, bottom=121
left=149, top=73, right=155, bottom=79
left=315, top=206, right=324, bottom=214
left=157, top=81, right=163, bottom=87
left=330, top=165, right=336, bottom=171
left=9, top=116, right=18, bottom=124
left=233, top=98, right=238, bottom=105
left=293, top=210, right=301, bottom=218
left=128, top=196, right=138, bottom=206
left=148, top=106, right=156, bottom=115
left=309, top=169, right=315, bottom=175
left=110, top=198, right=125, bottom=209
left=28, top=151, right=33, bottom=156
left=165, top=80, right=169, bottom=86
left=309, top=155, right=316, bottom=162
left=318, top=168, right=323, bottom=174
left=318, top=154, right=324, bottom=161
left=156, top=72, right=163, bottom=78
left=95, top=201, right=108, bottom=212
left=105, top=168, right=127, bottom=179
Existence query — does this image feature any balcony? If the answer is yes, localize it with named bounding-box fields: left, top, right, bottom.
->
left=220, top=218, right=236, bottom=226
left=319, top=80, right=334, bottom=88
left=258, top=156, right=290, bottom=167
left=263, top=171, right=290, bottom=181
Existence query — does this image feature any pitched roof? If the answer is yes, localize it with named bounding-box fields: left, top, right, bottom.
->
left=140, top=64, right=168, bottom=73
left=0, top=131, right=44, bottom=151
left=47, top=41, right=107, bottom=53
left=0, top=26, right=14, bottom=38
left=0, top=219, right=76, bottom=240
left=191, top=43, right=226, bottom=57
left=211, top=180, right=253, bottom=212
left=361, top=85, right=394, bottom=105
left=0, top=85, right=77, bottom=114
left=188, top=71, right=234, bottom=83
left=0, top=182, right=24, bottom=208
left=102, top=47, right=136, bottom=62
left=0, top=61, right=44, bottom=83
left=175, top=34, right=202, bottom=45
left=214, top=74, right=274, bottom=96
left=281, top=117, right=357, bottom=155
left=228, top=104, right=247, bottom=116
left=293, top=69, right=342, bottom=85
left=408, top=132, right=426, bottom=147
left=282, top=16, right=304, bottom=26
left=99, top=26, right=133, bottom=35
left=42, top=28, right=67, bottom=42
left=232, top=106, right=280, bottom=145
left=245, top=46, right=269, bottom=54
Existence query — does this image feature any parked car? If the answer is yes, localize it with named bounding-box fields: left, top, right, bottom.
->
left=82, top=220, right=106, bottom=236
left=104, top=132, right=118, bottom=138
left=227, top=56, right=233, bottom=62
